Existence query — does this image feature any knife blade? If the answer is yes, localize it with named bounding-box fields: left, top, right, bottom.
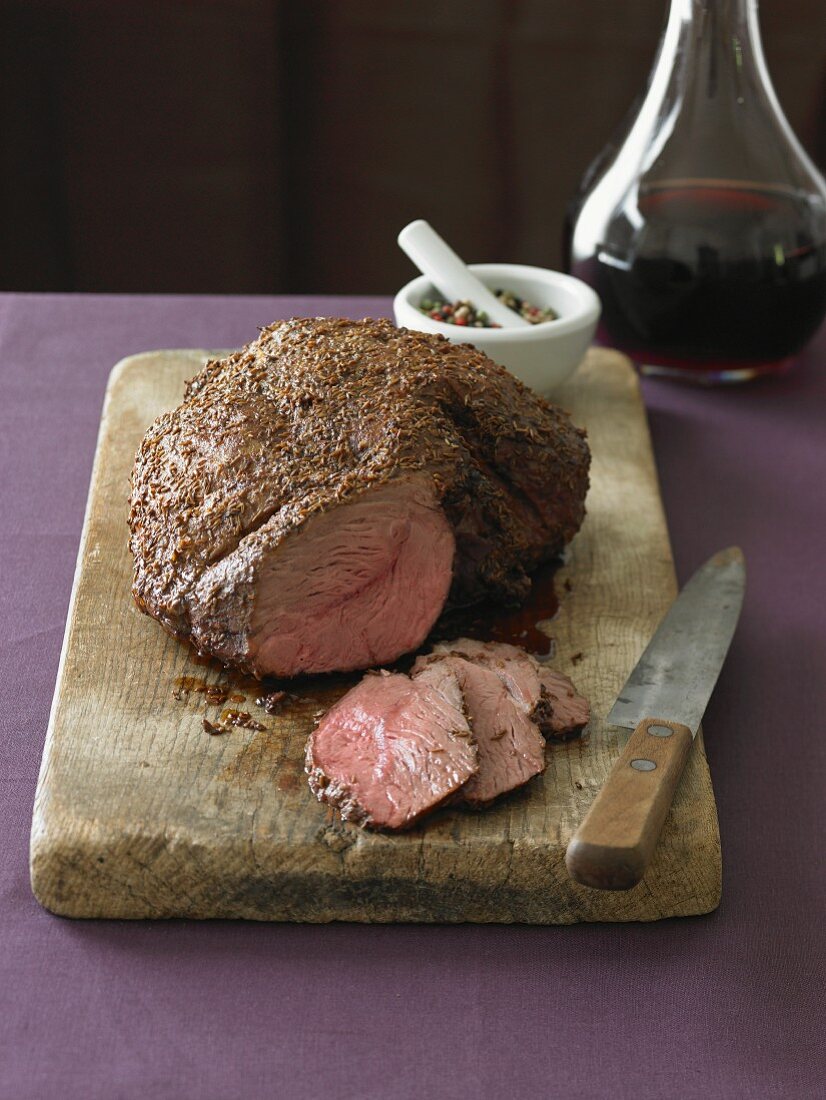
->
left=565, top=546, right=745, bottom=891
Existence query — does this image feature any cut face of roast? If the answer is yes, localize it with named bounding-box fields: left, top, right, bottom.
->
left=189, top=476, right=455, bottom=678
left=430, top=638, right=590, bottom=738
left=305, top=670, right=477, bottom=830
left=413, top=655, right=546, bottom=807
left=129, top=318, right=590, bottom=678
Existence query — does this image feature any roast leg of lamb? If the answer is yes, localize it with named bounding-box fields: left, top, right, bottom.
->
left=129, top=319, right=590, bottom=678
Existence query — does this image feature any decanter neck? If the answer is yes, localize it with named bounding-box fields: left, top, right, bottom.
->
left=661, top=0, right=769, bottom=106
left=638, top=0, right=819, bottom=184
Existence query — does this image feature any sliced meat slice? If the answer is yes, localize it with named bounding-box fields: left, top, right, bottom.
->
left=430, top=637, right=590, bottom=738
left=431, top=637, right=543, bottom=714
left=534, top=667, right=591, bottom=737
left=414, top=655, right=546, bottom=807
left=305, top=670, right=477, bottom=830
left=410, top=654, right=467, bottom=717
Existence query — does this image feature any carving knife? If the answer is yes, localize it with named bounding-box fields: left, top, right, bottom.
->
left=566, top=546, right=745, bottom=891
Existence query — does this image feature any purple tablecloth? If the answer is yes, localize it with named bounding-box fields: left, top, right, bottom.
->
left=1, top=293, right=824, bottom=1099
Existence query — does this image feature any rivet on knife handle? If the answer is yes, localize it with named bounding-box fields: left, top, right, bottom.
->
left=565, top=718, right=693, bottom=890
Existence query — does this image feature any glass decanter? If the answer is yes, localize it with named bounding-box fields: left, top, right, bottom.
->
left=565, top=0, right=826, bottom=383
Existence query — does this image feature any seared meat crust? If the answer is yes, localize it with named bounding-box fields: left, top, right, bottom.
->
left=129, top=318, right=590, bottom=675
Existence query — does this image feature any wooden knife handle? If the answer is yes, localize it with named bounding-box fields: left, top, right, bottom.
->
left=565, top=718, right=694, bottom=890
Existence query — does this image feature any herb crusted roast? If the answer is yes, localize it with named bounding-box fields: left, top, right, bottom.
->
left=129, top=318, right=590, bottom=678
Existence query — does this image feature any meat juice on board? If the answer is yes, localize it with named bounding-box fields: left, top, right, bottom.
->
left=431, top=558, right=561, bottom=658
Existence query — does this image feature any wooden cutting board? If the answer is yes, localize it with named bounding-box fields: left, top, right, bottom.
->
left=30, top=347, right=721, bottom=922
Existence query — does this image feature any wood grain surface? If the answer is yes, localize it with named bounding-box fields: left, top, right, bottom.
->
left=30, top=347, right=722, bottom=922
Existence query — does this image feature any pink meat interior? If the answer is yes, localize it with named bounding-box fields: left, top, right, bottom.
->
left=430, top=638, right=543, bottom=715
left=431, top=637, right=589, bottom=737
left=249, top=478, right=455, bottom=677
left=307, top=671, right=477, bottom=829
left=416, top=656, right=545, bottom=805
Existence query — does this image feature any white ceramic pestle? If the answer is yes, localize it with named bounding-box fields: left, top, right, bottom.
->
left=397, top=220, right=531, bottom=329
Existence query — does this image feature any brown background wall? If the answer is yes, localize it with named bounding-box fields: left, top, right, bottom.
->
left=1, top=0, right=824, bottom=295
